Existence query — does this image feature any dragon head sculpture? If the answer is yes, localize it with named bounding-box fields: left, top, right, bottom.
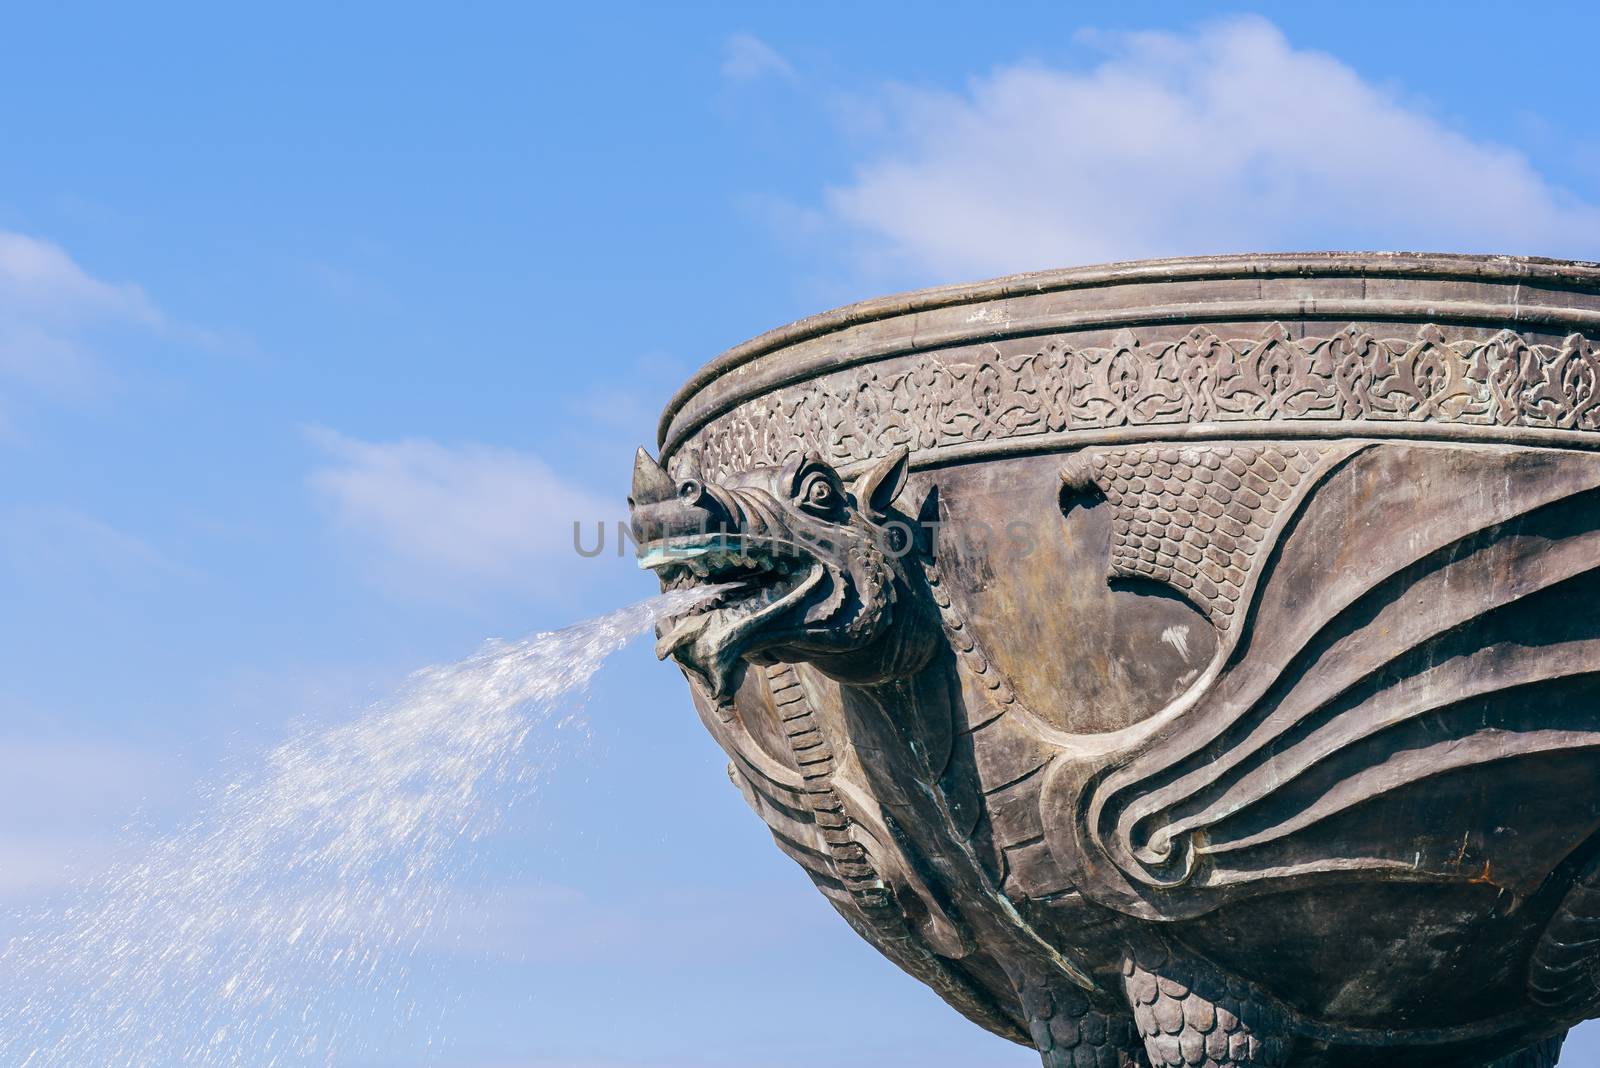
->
left=630, top=445, right=936, bottom=700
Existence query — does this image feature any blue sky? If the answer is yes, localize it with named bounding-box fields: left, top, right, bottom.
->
left=2, top=3, right=1600, bottom=1065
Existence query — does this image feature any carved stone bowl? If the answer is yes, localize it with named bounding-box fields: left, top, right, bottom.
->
left=632, top=254, right=1600, bottom=1067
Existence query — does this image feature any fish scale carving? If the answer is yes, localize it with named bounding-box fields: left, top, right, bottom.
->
left=1018, top=977, right=1145, bottom=1068
left=1122, top=943, right=1291, bottom=1066
left=1062, top=445, right=1320, bottom=632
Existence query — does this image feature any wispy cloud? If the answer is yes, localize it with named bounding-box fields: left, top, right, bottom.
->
left=307, top=430, right=617, bottom=594
left=421, top=879, right=828, bottom=966
left=824, top=17, right=1600, bottom=281
left=0, top=837, right=113, bottom=899
left=722, top=32, right=795, bottom=83
left=564, top=350, right=695, bottom=438
left=0, top=231, right=160, bottom=326
left=0, top=505, right=186, bottom=592
left=0, top=230, right=163, bottom=400
left=0, top=738, right=175, bottom=904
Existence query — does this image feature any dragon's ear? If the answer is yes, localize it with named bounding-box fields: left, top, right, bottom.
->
left=855, top=446, right=910, bottom=519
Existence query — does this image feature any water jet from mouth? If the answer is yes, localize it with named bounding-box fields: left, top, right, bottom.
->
left=0, top=588, right=716, bottom=1067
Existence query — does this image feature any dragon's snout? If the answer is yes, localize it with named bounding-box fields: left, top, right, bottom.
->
left=629, top=448, right=738, bottom=549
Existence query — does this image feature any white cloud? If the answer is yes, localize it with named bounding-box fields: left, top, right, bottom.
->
left=0, top=231, right=159, bottom=325
left=0, top=738, right=168, bottom=826
left=826, top=17, right=1600, bottom=280
left=0, top=505, right=184, bottom=591
left=722, top=32, right=795, bottom=83
left=0, top=230, right=163, bottom=396
left=409, top=873, right=842, bottom=977
left=0, top=837, right=110, bottom=898
left=565, top=350, right=696, bottom=436
left=307, top=430, right=617, bottom=592
left=0, top=738, right=176, bottom=904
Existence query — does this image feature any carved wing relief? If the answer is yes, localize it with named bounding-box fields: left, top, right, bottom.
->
left=1045, top=443, right=1600, bottom=920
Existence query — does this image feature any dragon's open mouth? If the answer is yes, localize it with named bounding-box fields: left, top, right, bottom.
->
left=641, top=534, right=806, bottom=589
left=639, top=535, right=825, bottom=694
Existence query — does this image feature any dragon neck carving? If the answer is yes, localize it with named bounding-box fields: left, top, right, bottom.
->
left=630, top=443, right=1101, bottom=1042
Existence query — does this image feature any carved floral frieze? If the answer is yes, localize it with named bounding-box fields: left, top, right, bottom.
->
left=676, top=323, right=1600, bottom=479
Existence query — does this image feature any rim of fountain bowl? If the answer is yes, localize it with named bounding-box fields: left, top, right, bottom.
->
left=656, top=251, right=1600, bottom=463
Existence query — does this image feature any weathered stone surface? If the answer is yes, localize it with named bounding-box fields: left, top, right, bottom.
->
left=630, top=254, right=1600, bottom=1066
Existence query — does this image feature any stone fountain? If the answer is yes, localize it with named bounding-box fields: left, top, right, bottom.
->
left=628, top=253, right=1600, bottom=1067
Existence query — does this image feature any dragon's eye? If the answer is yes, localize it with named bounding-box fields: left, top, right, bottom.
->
left=796, top=471, right=842, bottom=518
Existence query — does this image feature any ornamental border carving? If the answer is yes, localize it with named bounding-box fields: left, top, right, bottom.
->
left=674, top=323, right=1600, bottom=480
